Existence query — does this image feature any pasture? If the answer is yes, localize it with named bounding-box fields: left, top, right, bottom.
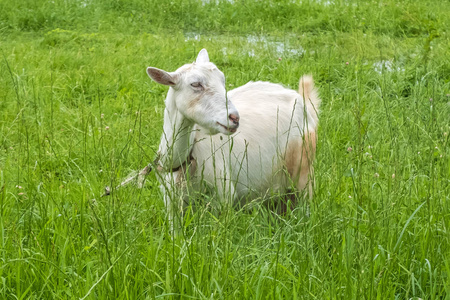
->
left=0, top=0, right=449, bottom=298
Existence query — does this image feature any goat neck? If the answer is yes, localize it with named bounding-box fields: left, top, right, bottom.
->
left=158, top=87, right=195, bottom=171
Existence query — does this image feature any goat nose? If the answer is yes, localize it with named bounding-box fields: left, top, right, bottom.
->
left=229, top=113, right=240, bottom=125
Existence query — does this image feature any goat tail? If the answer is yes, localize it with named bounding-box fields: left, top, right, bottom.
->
left=298, top=75, right=321, bottom=124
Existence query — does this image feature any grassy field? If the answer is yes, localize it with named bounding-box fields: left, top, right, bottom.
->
left=1, top=0, right=450, bottom=299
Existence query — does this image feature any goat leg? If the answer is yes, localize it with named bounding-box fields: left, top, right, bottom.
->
left=102, top=163, right=153, bottom=197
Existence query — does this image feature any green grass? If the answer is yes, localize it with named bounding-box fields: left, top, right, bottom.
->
left=1, top=0, right=449, bottom=299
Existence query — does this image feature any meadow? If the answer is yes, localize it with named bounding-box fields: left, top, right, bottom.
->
left=0, top=0, right=449, bottom=299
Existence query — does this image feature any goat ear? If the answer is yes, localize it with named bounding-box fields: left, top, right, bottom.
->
left=196, top=49, right=210, bottom=64
left=147, top=67, right=178, bottom=86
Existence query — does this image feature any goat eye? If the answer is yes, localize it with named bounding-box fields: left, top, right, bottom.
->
left=191, top=82, right=203, bottom=89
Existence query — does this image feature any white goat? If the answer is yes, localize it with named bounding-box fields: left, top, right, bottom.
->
left=107, top=49, right=320, bottom=224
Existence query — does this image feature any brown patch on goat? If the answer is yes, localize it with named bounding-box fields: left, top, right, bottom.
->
left=186, top=88, right=213, bottom=110
left=185, top=90, right=218, bottom=120
left=285, top=139, right=302, bottom=181
left=285, top=131, right=317, bottom=198
left=187, top=95, right=202, bottom=109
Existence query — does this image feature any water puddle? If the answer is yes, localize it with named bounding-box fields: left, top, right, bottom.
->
left=185, top=32, right=305, bottom=58
left=201, top=0, right=235, bottom=4
left=201, top=0, right=333, bottom=5
left=184, top=33, right=201, bottom=42
left=245, top=35, right=305, bottom=57
left=373, top=60, right=404, bottom=74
